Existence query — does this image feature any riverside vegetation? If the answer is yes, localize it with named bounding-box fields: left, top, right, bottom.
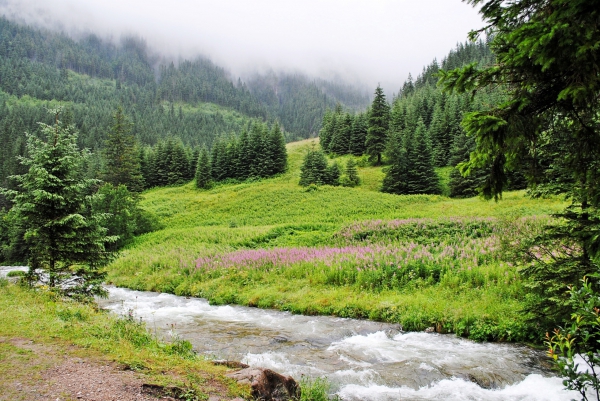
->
left=0, top=278, right=250, bottom=400
left=107, top=139, right=567, bottom=343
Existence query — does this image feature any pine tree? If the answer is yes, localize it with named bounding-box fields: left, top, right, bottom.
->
left=341, top=158, right=360, bottom=187
left=405, top=119, right=440, bottom=195
left=269, top=122, right=288, bottom=175
left=299, top=147, right=329, bottom=186
left=325, top=162, right=341, bottom=186
left=0, top=109, right=113, bottom=299
left=381, top=132, right=408, bottom=195
left=448, top=130, right=485, bottom=198
left=195, top=147, right=212, bottom=189
left=349, top=113, right=367, bottom=156
left=102, top=106, right=144, bottom=192
left=365, top=85, right=390, bottom=164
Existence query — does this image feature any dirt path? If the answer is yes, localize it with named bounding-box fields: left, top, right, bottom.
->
left=0, top=338, right=240, bottom=401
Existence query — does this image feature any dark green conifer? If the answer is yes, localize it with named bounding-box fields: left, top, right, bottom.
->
left=341, top=158, right=360, bottom=187
left=269, top=122, right=288, bottom=175
left=349, top=113, right=367, bottom=156
left=102, top=106, right=144, bottom=192
left=1, top=109, right=113, bottom=299
left=365, top=85, right=390, bottom=164
left=195, top=147, right=212, bottom=189
left=405, top=119, right=440, bottom=194
left=299, top=147, right=329, bottom=186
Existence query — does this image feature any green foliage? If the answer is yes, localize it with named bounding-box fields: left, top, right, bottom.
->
left=299, top=148, right=330, bottom=186
left=102, top=106, right=144, bottom=193
left=0, top=109, right=114, bottom=299
left=546, top=275, right=600, bottom=401
left=103, top=140, right=568, bottom=342
left=365, top=85, right=390, bottom=164
left=340, top=158, right=360, bottom=187
left=194, top=147, right=212, bottom=189
left=298, top=377, right=339, bottom=401
left=91, top=183, right=158, bottom=251
left=440, top=0, right=600, bottom=349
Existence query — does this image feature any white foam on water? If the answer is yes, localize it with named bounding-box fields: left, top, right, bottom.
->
left=101, top=287, right=582, bottom=401
left=332, top=368, right=378, bottom=384
left=337, top=374, right=579, bottom=401
left=419, top=362, right=436, bottom=372
left=338, top=354, right=373, bottom=368
left=103, top=287, right=355, bottom=338
left=0, top=266, right=28, bottom=278
left=242, top=352, right=327, bottom=377
left=329, top=330, right=529, bottom=375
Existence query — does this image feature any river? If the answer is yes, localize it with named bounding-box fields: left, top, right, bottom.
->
left=97, top=286, right=579, bottom=401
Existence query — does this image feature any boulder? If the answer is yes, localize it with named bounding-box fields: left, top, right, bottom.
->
left=226, top=367, right=299, bottom=401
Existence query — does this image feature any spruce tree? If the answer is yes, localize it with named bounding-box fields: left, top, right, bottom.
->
left=1, top=109, right=113, bottom=299
left=341, top=158, right=360, bottom=187
left=299, top=147, right=329, bottom=186
left=195, top=147, right=212, bottom=189
left=405, top=119, right=440, bottom=194
left=269, top=122, right=288, bottom=175
left=325, top=161, right=341, bottom=186
left=381, top=132, right=408, bottom=195
left=349, top=113, right=367, bottom=156
left=102, top=106, right=144, bottom=192
left=448, top=130, right=485, bottom=198
left=365, top=85, right=390, bottom=164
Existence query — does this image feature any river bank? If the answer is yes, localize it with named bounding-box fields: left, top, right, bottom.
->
left=0, top=280, right=249, bottom=400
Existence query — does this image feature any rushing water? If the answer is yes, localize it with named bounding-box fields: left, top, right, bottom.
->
left=96, top=286, right=580, bottom=401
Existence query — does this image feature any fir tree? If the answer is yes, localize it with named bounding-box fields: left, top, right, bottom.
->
left=102, top=106, right=144, bottom=192
left=365, top=85, right=390, bottom=164
left=325, top=162, right=341, bottom=186
left=349, top=113, right=367, bottom=156
left=341, top=158, right=360, bottom=187
left=381, top=132, right=408, bottom=195
left=299, top=147, right=329, bottom=186
left=405, top=119, right=440, bottom=195
left=269, top=122, right=288, bottom=175
left=195, top=147, right=212, bottom=189
left=0, top=109, right=113, bottom=299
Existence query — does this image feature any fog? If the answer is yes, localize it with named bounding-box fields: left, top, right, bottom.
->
left=0, top=0, right=484, bottom=92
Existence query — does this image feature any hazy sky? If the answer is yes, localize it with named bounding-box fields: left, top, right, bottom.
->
left=0, top=0, right=484, bottom=92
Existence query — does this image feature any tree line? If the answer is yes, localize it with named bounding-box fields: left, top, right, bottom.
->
left=0, top=16, right=369, bottom=193
left=309, top=39, right=526, bottom=196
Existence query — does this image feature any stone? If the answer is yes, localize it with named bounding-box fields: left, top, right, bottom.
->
left=226, top=367, right=299, bottom=401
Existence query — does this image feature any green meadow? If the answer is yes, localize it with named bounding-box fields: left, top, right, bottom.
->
left=107, top=139, right=568, bottom=342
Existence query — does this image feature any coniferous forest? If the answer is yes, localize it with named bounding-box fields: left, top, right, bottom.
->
left=0, top=16, right=368, bottom=197
left=1, top=1, right=600, bottom=399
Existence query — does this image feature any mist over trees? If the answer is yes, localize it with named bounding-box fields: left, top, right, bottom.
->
left=0, top=16, right=368, bottom=192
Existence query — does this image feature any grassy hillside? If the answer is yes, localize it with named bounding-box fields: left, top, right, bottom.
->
left=107, top=139, right=567, bottom=342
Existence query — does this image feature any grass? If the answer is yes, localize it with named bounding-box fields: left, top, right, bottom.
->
left=0, top=280, right=249, bottom=400
left=106, top=138, right=568, bottom=343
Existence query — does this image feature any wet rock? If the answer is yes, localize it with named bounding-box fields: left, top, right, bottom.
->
left=271, top=335, right=289, bottom=343
left=424, top=327, right=435, bottom=333
left=212, top=360, right=250, bottom=369
left=226, top=367, right=299, bottom=401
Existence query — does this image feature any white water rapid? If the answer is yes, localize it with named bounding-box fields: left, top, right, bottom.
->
left=98, top=286, right=581, bottom=401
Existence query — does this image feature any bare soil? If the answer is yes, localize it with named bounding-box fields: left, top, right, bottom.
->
left=0, top=338, right=240, bottom=401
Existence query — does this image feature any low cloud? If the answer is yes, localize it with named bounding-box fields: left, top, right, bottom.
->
left=0, top=0, right=483, bottom=92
